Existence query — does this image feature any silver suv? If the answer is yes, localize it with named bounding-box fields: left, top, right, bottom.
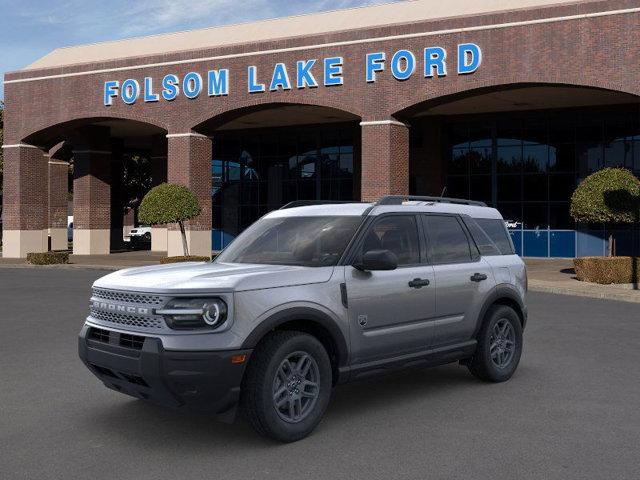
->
left=78, top=195, right=527, bottom=442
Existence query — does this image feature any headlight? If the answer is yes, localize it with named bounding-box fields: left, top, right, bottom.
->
left=157, top=298, right=228, bottom=330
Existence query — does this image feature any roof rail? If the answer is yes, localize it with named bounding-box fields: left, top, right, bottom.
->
left=279, top=200, right=363, bottom=210
left=375, top=195, right=487, bottom=207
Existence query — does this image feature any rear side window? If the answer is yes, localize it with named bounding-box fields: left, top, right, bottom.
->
left=475, top=218, right=515, bottom=255
left=423, top=215, right=473, bottom=264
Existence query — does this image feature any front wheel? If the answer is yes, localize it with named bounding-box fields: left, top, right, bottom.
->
left=467, top=305, right=523, bottom=382
left=241, top=331, right=332, bottom=442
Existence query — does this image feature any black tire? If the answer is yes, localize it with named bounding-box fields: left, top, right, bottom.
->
left=467, top=305, right=523, bottom=382
left=241, top=331, right=332, bottom=442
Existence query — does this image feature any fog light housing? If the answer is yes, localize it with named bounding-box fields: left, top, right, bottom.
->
left=157, top=298, right=228, bottom=330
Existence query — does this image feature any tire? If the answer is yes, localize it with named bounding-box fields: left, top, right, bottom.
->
left=467, top=305, right=523, bottom=383
left=241, top=331, right=332, bottom=442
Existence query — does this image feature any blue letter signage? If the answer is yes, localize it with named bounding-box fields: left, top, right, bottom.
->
left=103, top=44, right=482, bottom=106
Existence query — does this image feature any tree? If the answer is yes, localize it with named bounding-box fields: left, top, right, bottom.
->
left=138, top=183, right=202, bottom=256
left=570, top=167, right=640, bottom=256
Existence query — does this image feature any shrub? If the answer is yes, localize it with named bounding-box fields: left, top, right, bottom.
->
left=573, top=256, right=640, bottom=284
left=27, top=251, right=70, bottom=265
left=570, top=168, right=640, bottom=256
left=159, top=255, right=211, bottom=264
left=139, top=183, right=202, bottom=256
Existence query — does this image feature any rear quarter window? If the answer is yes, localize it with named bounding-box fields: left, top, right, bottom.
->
left=472, top=218, right=515, bottom=255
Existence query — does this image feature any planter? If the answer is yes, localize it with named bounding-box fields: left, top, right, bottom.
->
left=573, top=256, right=640, bottom=284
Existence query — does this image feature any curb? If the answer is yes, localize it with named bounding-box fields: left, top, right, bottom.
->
left=528, top=281, right=640, bottom=304
left=0, top=264, right=124, bottom=271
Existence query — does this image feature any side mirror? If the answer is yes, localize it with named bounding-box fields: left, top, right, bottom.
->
left=355, top=249, right=398, bottom=271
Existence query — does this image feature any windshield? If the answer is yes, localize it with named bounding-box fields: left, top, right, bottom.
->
left=215, top=216, right=363, bottom=267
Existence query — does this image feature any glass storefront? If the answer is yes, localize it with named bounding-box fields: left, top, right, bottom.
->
left=443, top=105, right=640, bottom=257
left=211, top=123, right=359, bottom=250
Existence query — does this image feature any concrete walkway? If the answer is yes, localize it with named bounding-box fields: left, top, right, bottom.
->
left=1, top=251, right=639, bottom=303
left=525, top=258, right=640, bottom=303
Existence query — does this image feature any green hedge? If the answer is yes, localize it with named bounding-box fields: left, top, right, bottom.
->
left=159, top=255, right=211, bottom=264
left=570, top=168, right=640, bottom=224
left=574, top=256, right=640, bottom=284
left=27, top=251, right=70, bottom=265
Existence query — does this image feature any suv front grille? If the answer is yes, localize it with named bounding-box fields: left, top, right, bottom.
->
left=92, top=288, right=164, bottom=306
left=119, top=333, right=145, bottom=350
left=90, top=308, right=164, bottom=330
left=88, top=327, right=110, bottom=343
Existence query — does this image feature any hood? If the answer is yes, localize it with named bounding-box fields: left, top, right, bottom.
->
left=93, top=261, right=334, bottom=294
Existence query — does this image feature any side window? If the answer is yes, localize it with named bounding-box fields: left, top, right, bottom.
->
left=361, top=215, right=420, bottom=266
left=424, top=215, right=473, bottom=264
left=475, top=218, right=515, bottom=255
left=463, top=217, right=501, bottom=256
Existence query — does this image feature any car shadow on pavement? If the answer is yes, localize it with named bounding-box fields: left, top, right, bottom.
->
left=85, top=363, right=488, bottom=447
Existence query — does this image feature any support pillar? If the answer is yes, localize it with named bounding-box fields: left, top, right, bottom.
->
left=48, top=158, right=69, bottom=251
left=166, top=133, right=212, bottom=257
left=150, top=134, right=168, bottom=252
left=1, top=144, right=49, bottom=258
left=359, top=120, right=410, bottom=202
left=72, top=127, right=112, bottom=255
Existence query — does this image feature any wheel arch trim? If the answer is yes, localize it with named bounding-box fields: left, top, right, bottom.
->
left=240, top=306, right=349, bottom=368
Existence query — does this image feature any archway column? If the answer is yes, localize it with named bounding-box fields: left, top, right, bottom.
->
left=1, top=143, right=49, bottom=258
left=360, top=120, right=410, bottom=202
left=166, top=133, right=212, bottom=257
left=72, top=126, right=112, bottom=255
left=48, top=158, right=69, bottom=251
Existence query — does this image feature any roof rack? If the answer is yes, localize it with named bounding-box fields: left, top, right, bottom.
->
left=375, top=195, right=487, bottom=207
left=279, top=200, right=363, bottom=210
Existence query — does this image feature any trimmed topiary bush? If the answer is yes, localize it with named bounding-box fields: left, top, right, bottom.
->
left=159, top=255, right=210, bottom=264
left=574, top=256, right=640, bottom=284
left=139, top=183, right=202, bottom=256
left=570, top=168, right=640, bottom=256
left=27, top=251, right=69, bottom=265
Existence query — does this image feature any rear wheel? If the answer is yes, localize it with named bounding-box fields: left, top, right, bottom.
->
left=467, top=305, right=523, bottom=382
left=241, top=331, right=332, bottom=442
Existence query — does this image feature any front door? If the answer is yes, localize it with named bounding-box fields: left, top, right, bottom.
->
left=346, top=214, right=436, bottom=365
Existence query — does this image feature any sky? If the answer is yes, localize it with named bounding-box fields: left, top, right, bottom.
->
left=0, top=0, right=400, bottom=100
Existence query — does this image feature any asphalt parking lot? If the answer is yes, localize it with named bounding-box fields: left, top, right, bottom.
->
left=1, top=268, right=639, bottom=480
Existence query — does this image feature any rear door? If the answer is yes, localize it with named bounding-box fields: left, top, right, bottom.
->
left=345, top=214, right=436, bottom=365
left=422, top=214, right=494, bottom=347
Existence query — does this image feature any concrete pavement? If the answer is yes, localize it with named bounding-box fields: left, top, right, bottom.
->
left=0, top=268, right=639, bottom=480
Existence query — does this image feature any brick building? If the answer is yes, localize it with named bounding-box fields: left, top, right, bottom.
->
left=3, top=0, right=640, bottom=258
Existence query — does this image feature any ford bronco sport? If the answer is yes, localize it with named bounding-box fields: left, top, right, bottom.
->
left=79, top=195, right=527, bottom=442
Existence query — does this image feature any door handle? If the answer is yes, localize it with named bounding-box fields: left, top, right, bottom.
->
left=408, top=278, right=430, bottom=289
left=470, top=273, right=488, bottom=282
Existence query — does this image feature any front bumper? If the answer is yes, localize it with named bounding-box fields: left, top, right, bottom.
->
left=78, top=325, right=251, bottom=417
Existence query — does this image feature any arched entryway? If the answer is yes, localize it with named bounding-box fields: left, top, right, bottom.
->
left=3, top=117, right=167, bottom=257
left=396, top=84, right=640, bottom=257
left=194, top=103, right=361, bottom=249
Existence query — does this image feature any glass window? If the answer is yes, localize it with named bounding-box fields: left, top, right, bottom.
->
left=424, top=215, right=472, bottom=264
left=361, top=216, right=420, bottom=266
left=445, top=176, right=469, bottom=199
left=475, top=218, right=515, bottom=255
left=497, top=145, right=522, bottom=173
left=216, top=216, right=362, bottom=266
left=463, top=218, right=501, bottom=256
left=523, top=204, right=548, bottom=229
left=497, top=175, right=521, bottom=202
left=523, top=144, right=548, bottom=173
